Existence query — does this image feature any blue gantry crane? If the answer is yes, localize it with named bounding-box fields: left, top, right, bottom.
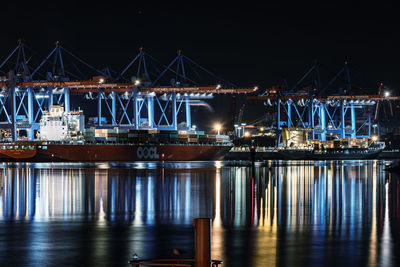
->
left=0, top=41, right=252, bottom=141
left=254, top=61, right=398, bottom=145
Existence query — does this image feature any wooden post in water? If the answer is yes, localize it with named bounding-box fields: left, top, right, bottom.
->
left=193, top=218, right=211, bottom=267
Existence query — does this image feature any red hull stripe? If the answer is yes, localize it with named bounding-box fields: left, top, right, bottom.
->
left=36, top=144, right=231, bottom=161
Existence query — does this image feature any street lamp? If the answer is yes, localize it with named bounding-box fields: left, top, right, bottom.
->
left=241, top=123, right=246, bottom=137
left=234, top=124, right=239, bottom=137
left=372, top=124, right=378, bottom=134
left=215, top=124, right=221, bottom=135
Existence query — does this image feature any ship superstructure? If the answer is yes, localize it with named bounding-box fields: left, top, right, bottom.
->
left=37, top=105, right=85, bottom=142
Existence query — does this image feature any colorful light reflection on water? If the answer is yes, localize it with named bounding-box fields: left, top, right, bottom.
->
left=0, top=160, right=399, bottom=266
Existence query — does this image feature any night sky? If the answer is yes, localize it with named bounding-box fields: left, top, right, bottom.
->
left=2, top=1, right=399, bottom=129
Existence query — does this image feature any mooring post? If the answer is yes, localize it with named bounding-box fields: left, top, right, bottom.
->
left=193, top=218, right=211, bottom=267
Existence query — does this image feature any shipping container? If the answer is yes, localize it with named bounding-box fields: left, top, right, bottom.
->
left=128, top=137, right=138, bottom=143
left=117, top=133, right=128, bottom=138
left=159, top=133, right=169, bottom=143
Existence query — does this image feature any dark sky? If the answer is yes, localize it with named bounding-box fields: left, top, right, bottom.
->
left=2, top=1, right=399, bottom=128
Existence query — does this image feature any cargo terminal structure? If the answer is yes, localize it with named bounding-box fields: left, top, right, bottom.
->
left=2, top=40, right=399, bottom=162
left=247, top=62, right=400, bottom=147
left=225, top=62, right=400, bottom=160
left=0, top=41, right=255, bottom=143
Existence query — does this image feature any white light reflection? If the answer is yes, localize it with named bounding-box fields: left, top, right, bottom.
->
left=212, top=157, right=223, bottom=262
left=380, top=173, right=393, bottom=266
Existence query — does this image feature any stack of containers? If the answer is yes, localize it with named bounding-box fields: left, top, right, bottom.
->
left=206, top=134, right=216, bottom=143
left=194, top=131, right=206, bottom=144
left=138, top=131, right=149, bottom=143
left=178, top=132, right=189, bottom=143
left=158, top=131, right=169, bottom=143
left=362, top=138, right=367, bottom=148
left=95, top=129, right=108, bottom=142
left=169, top=130, right=179, bottom=143
left=116, top=128, right=128, bottom=143
left=198, top=134, right=207, bottom=143
left=128, top=130, right=139, bottom=143
left=107, top=129, right=117, bottom=142
left=84, top=128, right=95, bottom=143
left=149, top=130, right=160, bottom=143
left=216, top=135, right=230, bottom=143
left=188, top=133, right=198, bottom=143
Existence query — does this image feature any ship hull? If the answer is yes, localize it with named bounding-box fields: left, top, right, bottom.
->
left=277, top=148, right=381, bottom=160
left=226, top=147, right=382, bottom=161
left=33, top=144, right=231, bottom=162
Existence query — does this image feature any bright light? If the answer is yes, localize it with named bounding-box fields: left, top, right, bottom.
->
left=215, top=123, right=221, bottom=135
left=99, top=78, right=105, bottom=83
left=215, top=161, right=222, bottom=169
left=244, top=131, right=250, bottom=137
left=259, top=127, right=264, bottom=131
left=384, top=91, right=390, bottom=97
left=134, top=79, right=141, bottom=86
left=35, top=95, right=49, bottom=99
left=216, top=84, right=221, bottom=89
left=372, top=135, right=378, bottom=142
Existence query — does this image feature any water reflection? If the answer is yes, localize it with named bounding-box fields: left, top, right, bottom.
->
left=0, top=160, right=399, bottom=266
left=1, top=168, right=216, bottom=223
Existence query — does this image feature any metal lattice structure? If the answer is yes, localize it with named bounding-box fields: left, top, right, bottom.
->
left=254, top=61, right=397, bottom=145
left=0, top=41, right=253, bottom=141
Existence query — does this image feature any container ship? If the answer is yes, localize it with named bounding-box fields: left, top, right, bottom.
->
left=0, top=106, right=232, bottom=162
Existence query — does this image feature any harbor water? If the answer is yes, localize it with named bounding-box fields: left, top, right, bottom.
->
left=1, top=160, right=400, bottom=266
